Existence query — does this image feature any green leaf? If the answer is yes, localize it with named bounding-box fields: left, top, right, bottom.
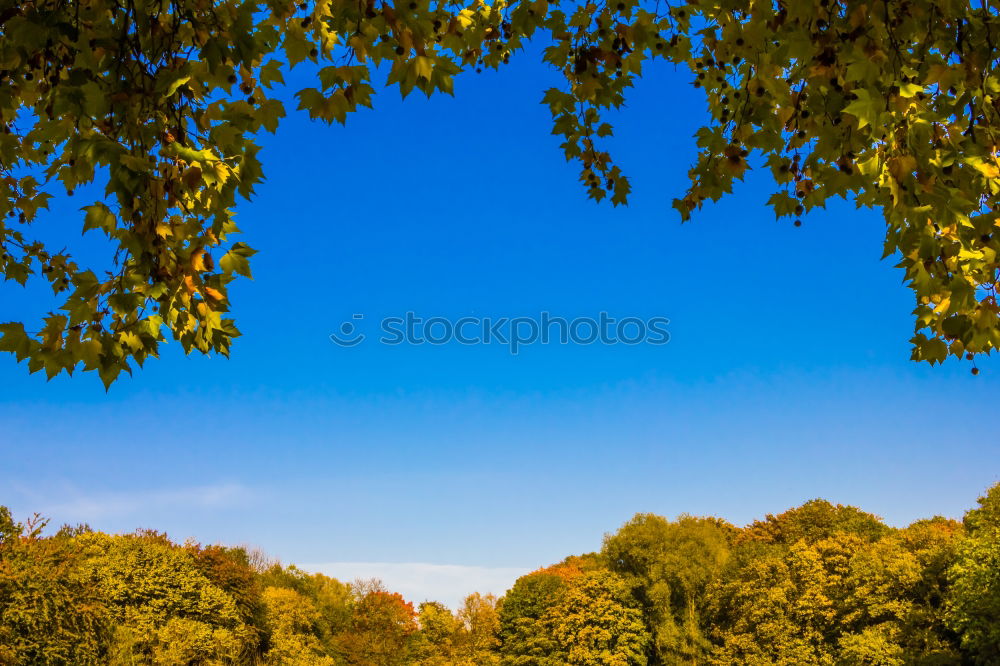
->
left=842, top=89, right=882, bottom=129
left=81, top=203, right=117, bottom=235
left=219, top=243, right=256, bottom=278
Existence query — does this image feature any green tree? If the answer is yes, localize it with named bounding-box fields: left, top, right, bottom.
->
left=5, top=0, right=1000, bottom=384
left=415, top=601, right=463, bottom=664
left=602, top=513, right=734, bottom=664
left=834, top=535, right=922, bottom=665
left=498, top=570, right=568, bottom=666
left=888, top=518, right=964, bottom=663
left=946, top=482, right=1000, bottom=663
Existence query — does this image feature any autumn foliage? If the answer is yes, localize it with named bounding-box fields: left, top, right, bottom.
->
left=4, top=0, right=1000, bottom=383
left=1, top=484, right=999, bottom=664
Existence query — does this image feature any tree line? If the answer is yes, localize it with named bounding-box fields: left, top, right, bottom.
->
left=1, top=483, right=998, bottom=664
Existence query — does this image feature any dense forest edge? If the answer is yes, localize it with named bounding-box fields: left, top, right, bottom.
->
left=1, top=483, right=999, bottom=665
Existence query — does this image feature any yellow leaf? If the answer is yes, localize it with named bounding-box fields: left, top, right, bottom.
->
left=966, top=156, right=1000, bottom=179
left=191, top=249, right=207, bottom=272
left=414, top=56, right=433, bottom=81
left=79, top=340, right=102, bottom=369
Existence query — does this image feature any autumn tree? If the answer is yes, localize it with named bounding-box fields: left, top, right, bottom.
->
left=3, top=0, right=1000, bottom=384
left=414, top=594, right=501, bottom=665
left=338, top=579, right=420, bottom=665
left=455, top=592, right=502, bottom=664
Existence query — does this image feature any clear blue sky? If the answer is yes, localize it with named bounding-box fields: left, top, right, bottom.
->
left=1, top=49, right=998, bottom=597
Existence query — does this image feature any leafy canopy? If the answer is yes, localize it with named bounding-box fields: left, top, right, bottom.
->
left=3, top=0, right=1000, bottom=385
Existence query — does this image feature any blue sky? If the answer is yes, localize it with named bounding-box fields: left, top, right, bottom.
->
left=1, top=48, right=998, bottom=607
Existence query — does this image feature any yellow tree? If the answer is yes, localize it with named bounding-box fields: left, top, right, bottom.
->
left=74, top=530, right=258, bottom=663
left=0, top=509, right=111, bottom=665
left=545, top=570, right=650, bottom=666
left=456, top=593, right=502, bottom=664
left=261, top=586, right=337, bottom=665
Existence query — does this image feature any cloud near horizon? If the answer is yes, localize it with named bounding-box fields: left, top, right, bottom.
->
left=300, top=561, right=531, bottom=611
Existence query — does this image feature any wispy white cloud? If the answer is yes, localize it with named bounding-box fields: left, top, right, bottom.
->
left=26, top=482, right=251, bottom=523
left=300, top=561, right=531, bottom=611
